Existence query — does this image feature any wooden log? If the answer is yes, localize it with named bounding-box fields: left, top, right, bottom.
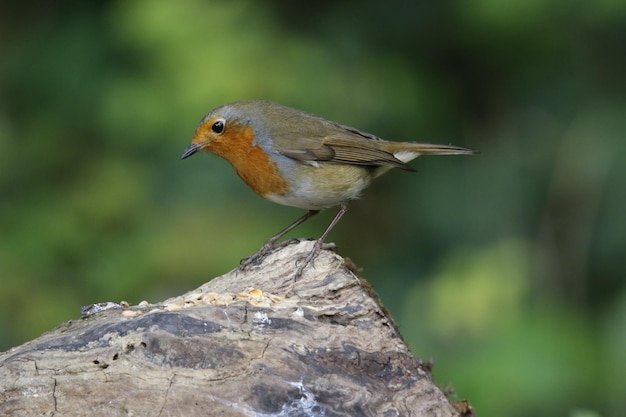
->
left=0, top=240, right=471, bottom=416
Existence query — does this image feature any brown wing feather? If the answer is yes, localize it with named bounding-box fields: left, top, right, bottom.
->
left=321, top=134, right=414, bottom=170
left=277, top=130, right=413, bottom=170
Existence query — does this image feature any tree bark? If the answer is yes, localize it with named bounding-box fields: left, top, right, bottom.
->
left=0, top=240, right=471, bottom=417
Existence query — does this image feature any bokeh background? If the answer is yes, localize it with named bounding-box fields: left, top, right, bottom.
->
left=1, top=1, right=625, bottom=415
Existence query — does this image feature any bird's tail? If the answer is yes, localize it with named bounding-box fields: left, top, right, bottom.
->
left=370, top=141, right=477, bottom=178
left=387, top=141, right=477, bottom=156
left=385, top=141, right=476, bottom=164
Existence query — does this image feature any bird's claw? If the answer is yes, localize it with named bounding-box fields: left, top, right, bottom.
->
left=239, top=238, right=336, bottom=280
left=292, top=239, right=336, bottom=280
left=238, top=238, right=305, bottom=271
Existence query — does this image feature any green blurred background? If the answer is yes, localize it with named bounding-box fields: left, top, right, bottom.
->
left=1, top=1, right=625, bottom=415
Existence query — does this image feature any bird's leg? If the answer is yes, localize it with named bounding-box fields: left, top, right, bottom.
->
left=239, top=210, right=320, bottom=269
left=293, top=203, right=349, bottom=280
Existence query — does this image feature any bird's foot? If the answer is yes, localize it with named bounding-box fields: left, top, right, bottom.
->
left=239, top=238, right=302, bottom=270
left=292, top=240, right=336, bottom=280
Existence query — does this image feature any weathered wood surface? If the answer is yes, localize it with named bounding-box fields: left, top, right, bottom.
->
left=0, top=240, right=467, bottom=417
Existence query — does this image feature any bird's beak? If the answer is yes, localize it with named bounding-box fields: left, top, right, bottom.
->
left=181, top=143, right=202, bottom=160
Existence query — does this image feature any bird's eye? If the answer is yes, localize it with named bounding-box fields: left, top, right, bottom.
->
left=211, top=119, right=225, bottom=134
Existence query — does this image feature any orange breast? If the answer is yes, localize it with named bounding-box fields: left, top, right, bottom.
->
left=199, top=125, right=290, bottom=198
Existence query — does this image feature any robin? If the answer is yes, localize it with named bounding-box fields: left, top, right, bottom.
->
left=181, top=100, right=476, bottom=277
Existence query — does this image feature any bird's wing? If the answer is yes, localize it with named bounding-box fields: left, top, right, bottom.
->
left=275, top=124, right=414, bottom=171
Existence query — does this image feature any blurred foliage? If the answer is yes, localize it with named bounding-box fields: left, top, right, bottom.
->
left=1, top=1, right=625, bottom=416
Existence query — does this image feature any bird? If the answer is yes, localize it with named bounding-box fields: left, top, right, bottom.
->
left=181, top=100, right=476, bottom=278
